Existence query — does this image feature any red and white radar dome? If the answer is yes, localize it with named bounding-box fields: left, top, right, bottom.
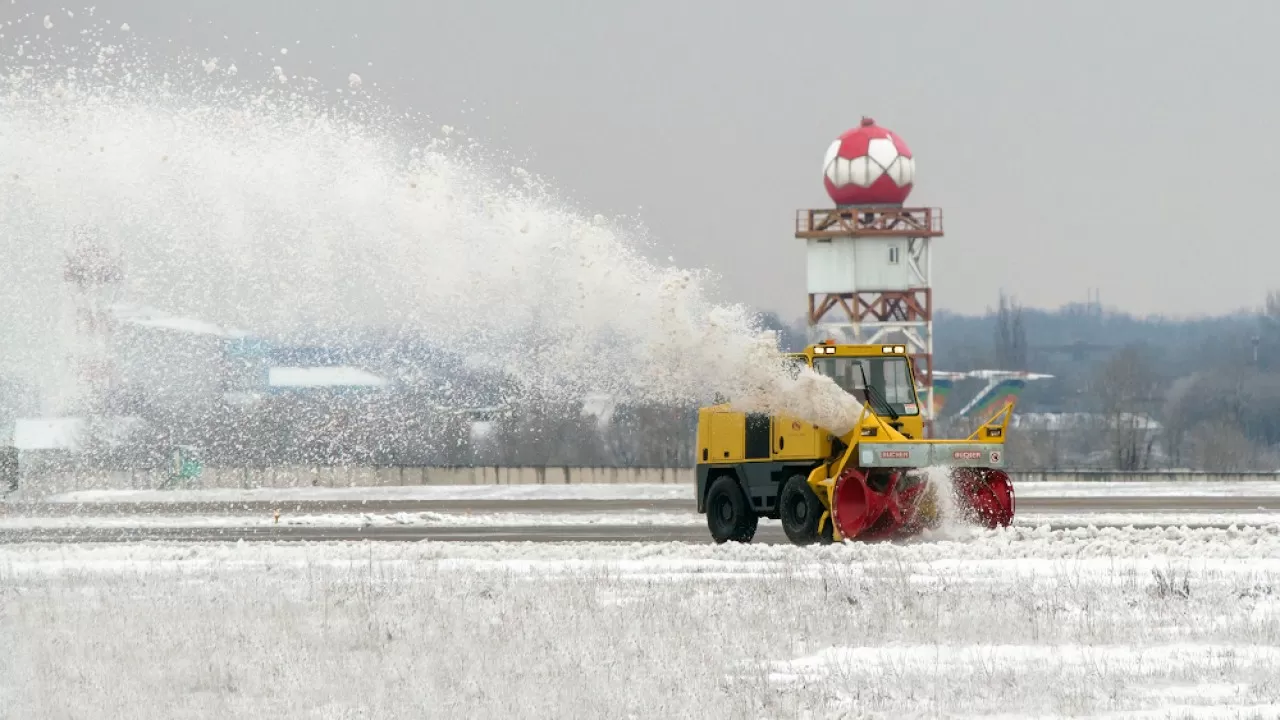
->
left=822, top=117, right=915, bottom=206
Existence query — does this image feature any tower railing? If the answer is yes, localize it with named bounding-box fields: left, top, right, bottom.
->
left=795, top=206, right=943, bottom=238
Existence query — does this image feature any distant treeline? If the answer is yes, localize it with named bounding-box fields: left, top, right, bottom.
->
left=763, top=291, right=1280, bottom=471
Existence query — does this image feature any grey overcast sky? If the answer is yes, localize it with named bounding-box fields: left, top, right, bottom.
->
left=7, top=0, right=1279, bottom=321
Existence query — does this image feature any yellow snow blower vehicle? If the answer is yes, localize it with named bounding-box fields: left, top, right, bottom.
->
left=694, top=341, right=1015, bottom=544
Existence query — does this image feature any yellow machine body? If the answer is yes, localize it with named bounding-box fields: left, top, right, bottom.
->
left=696, top=342, right=926, bottom=462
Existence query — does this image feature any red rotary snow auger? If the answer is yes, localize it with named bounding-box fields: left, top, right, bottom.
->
left=815, top=403, right=1017, bottom=542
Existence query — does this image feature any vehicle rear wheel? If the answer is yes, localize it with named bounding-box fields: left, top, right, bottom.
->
left=779, top=473, right=832, bottom=545
left=706, top=475, right=758, bottom=543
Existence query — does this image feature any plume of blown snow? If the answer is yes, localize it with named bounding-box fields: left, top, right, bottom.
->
left=0, top=14, right=864, bottom=433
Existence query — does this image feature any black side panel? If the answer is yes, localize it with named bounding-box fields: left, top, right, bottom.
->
left=744, top=462, right=826, bottom=515
left=740, top=462, right=777, bottom=513
left=695, top=465, right=711, bottom=513
left=745, top=413, right=771, bottom=460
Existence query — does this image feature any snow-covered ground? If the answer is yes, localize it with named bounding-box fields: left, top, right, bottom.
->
left=4, top=527, right=1280, bottom=718
left=1014, top=512, right=1280, bottom=528
left=36, top=479, right=1280, bottom=505
left=1016, top=481, right=1280, bottom=498
left=1, top=511, right=1278, bottom=531
left=5, top=481, right=1274, bottom=533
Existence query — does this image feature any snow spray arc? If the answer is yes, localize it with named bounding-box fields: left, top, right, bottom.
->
left=0, top=11, right=863, bottom=433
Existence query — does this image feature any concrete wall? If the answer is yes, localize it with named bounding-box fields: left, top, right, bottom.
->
left=12, top=466, right=1280, bottom=497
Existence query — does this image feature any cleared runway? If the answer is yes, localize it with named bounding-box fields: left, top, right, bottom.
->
left=3, top=492, right=1278, bottom=544
left=4, top=521, right=1273, bottom=545
left=8, top=494, right=1280, bottom=517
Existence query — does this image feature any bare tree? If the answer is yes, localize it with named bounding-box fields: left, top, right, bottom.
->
left=1160, top=373, right=1201, bottom=467
left=601, top=404, right=696, bottom=467
left=994, top=291, right=1028, bottom=371
left=1160, top=368, right=1280, bottom=471
left=1002, top=423, right=1061, bottom=471
left=1089, top=344, right=1162, bottom=470
left=1184, top=420, right=1259, bottom=472
left=483, top=399, right=606, bottom=466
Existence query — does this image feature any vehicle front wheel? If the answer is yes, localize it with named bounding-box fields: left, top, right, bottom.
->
left=779, top=473, right=832, bottom=545
left=706, top=475, right=758, bottom=543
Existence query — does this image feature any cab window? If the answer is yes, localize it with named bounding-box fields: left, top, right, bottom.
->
left=811, top=356, right=920, bottom=416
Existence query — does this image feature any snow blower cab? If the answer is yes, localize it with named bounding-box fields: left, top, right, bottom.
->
left=694, top=341, right=1015, bottom=544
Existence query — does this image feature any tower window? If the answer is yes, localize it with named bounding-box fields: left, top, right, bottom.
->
left=888, top=246, right=900, bottom=264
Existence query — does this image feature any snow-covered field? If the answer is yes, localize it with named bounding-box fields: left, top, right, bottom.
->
left=0, top=510, right=705, bottom=529
left=2, top=511, right=1280, bottom=532
left=5, top=527, right=1280, bottom=718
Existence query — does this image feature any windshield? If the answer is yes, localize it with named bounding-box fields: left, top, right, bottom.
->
left=811, top=356, right=920, bottom=416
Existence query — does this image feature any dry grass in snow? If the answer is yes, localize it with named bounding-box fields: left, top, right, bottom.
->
left=4, top=526, right=1280, bottom=719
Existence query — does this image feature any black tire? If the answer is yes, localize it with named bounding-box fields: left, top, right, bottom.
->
left=779, top=473, right=832, bottom=545
left=706, top=475, right=758, bottom=543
